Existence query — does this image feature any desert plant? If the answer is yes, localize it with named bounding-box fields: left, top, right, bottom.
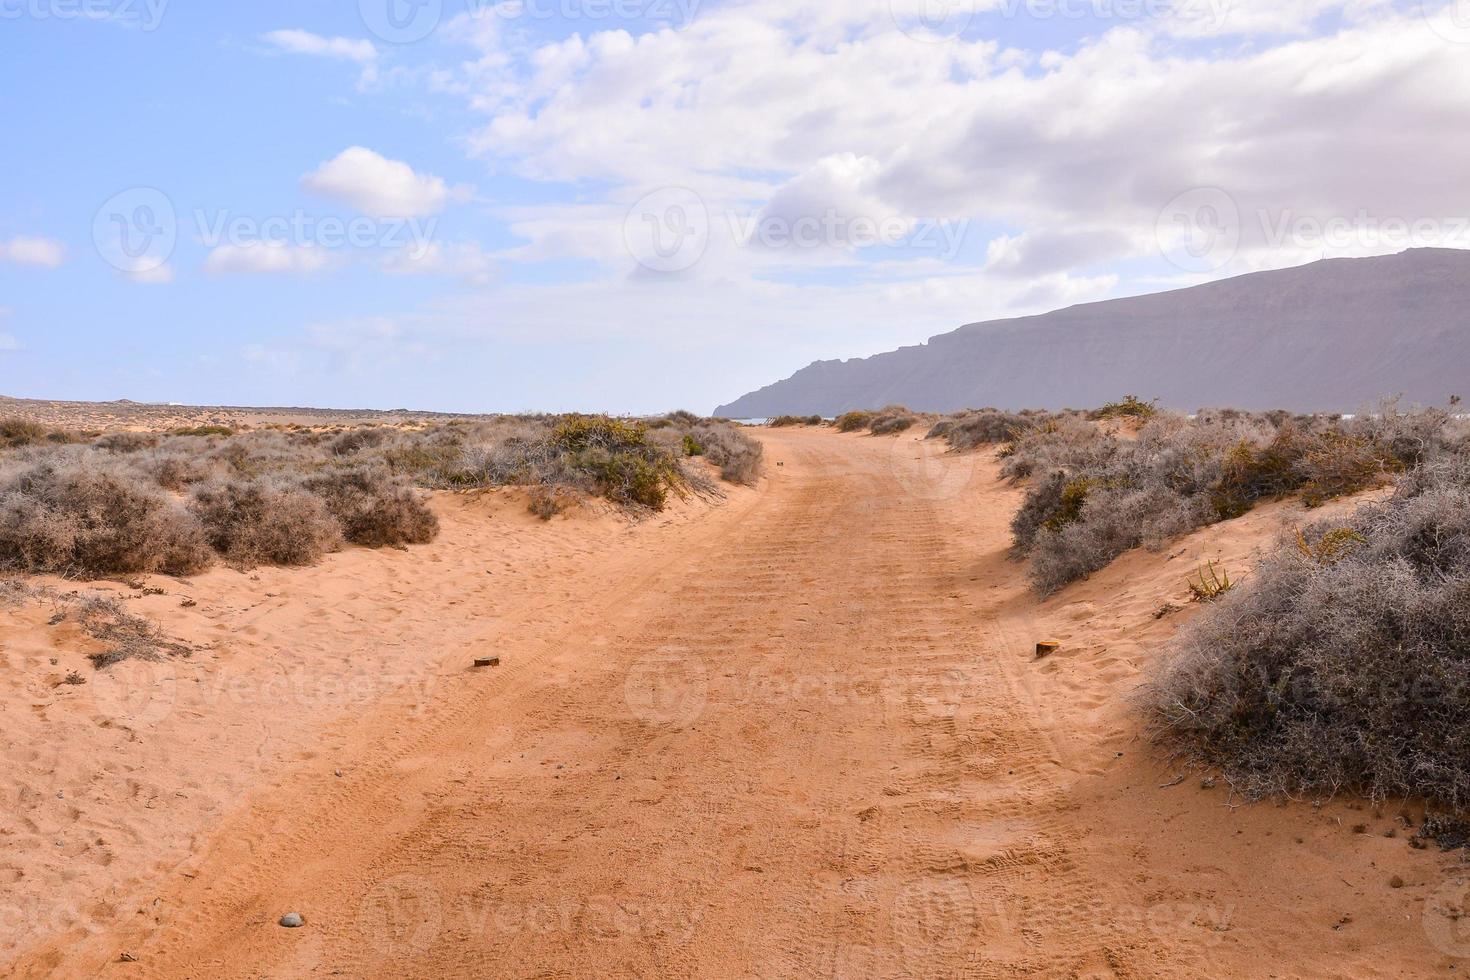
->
left=1145, top=457, right=1470, bottom=811
left=0, top=461, right=213, bottom=577
left=1187, top=561, right=1235, bottom=602
left=1090, top=395, right=1158, bottom=421
left=189, top=478, right=344, bottom=568
left=302, top=466, right=440, bottom=547
left=834, top=411, right=874, bottom=433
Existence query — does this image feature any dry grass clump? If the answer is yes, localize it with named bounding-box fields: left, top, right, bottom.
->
left=1, top=418, right=76, bottom=448
left=189, top=478, right=343, bottom=568
left=928, top=409, right=1052, bottom=451
left=0, top=462, right=213, bottom=578
left=301, top=466, right=439, bottom=548
left=685, top=422, right=764, bottom=485
left=1144, top=454, right=1470, bottom=813
left=0, top=413, right=760, bottom=571
left=834, top=411, right=874, bottom=433
left=1089, top=395, right=1158, bottom=421
left=1008, top=403, right=1463, bottom=595
left=769, top=415, right=823, bottom=427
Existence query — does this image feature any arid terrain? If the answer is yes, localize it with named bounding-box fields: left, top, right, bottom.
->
left=3, top=423, right=1465, bottom=978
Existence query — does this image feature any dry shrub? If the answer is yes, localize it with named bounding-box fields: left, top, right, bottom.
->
left=1144, top=457, right=1470, bottom=811
left=930, top=409, right=1047, bottom=452
left=769, top=415, right=823, bottom=427
left=870, top=414, right=916, bottom=436
left=302, top=466, right=440, bottom=547
left=331, top=427, right=389, bottom=456
left=190, top=478, right=343, bottom=568
left=834, top=411, right=874, bottom=433
left=688, top=423, right=763, bottom=485
left=1, top=418, right=74, bottom=447
left=1009, top=406, right=1460, bottom=596
left=0, top=462, right=212, bottom=578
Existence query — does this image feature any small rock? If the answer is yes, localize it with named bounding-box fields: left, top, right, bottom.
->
left=119, top=952, right=138, bottom=963
left=474, top=656, right=501, bottom=668
left=279, top=912, right=305, bottom=928
left=1390, top=875, right=1405, bottom=889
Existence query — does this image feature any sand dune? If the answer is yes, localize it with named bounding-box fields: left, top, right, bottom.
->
left=2, top=429, right=1463, bottom=977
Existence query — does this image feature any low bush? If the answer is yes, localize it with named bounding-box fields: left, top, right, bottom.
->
left=1090, top=395, right=1158, bottom=421
left=0, top=462, right=213, bottom=577
left=1007, top=406, right=1461, bottom=595
left=929, top=409, right=1048, bottom=452
left=870, top=414, right=916, bottom=435
left=1144, top=456, right=1470, bottom=811
left=1, top=418, right=74, bottom=448
left=769, top=415, right=823, bottom=427
left=691, top=423, right=763, bottom=485
left=189, top=478, right=343, bottom=568
left=834, top=411, right=874, bottom=433
left=302, top=466, right=440, bottom=547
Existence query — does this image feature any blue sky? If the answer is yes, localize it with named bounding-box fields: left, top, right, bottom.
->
left=2, top=0, right=1467, bottom=413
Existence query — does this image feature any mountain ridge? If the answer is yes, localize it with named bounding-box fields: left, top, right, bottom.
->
left=715, top=248, right=1470, bottom=416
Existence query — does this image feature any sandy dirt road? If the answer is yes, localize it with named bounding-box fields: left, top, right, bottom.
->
left=9, top=429, right=1460, bottom=978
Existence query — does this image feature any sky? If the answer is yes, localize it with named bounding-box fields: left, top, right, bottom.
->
left=2, top=0, right=1469, bottom=414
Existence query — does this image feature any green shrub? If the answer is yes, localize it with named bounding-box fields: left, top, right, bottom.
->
left=834, top=411, right=874, bottom=433
left=1090, top=395, right=1158, bottom=421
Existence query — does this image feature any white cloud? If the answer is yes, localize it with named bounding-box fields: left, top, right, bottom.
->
left=436, top=1, right=1470, bottom=283
left=381, top=242, right=498, bottom=285
left=301, top=147, right=461, bottom=219
left=262, top=29, right=377, bottom=63
left=204, top=243, right=335, bottom=276
left=0, top=235, right=66, bottom=269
